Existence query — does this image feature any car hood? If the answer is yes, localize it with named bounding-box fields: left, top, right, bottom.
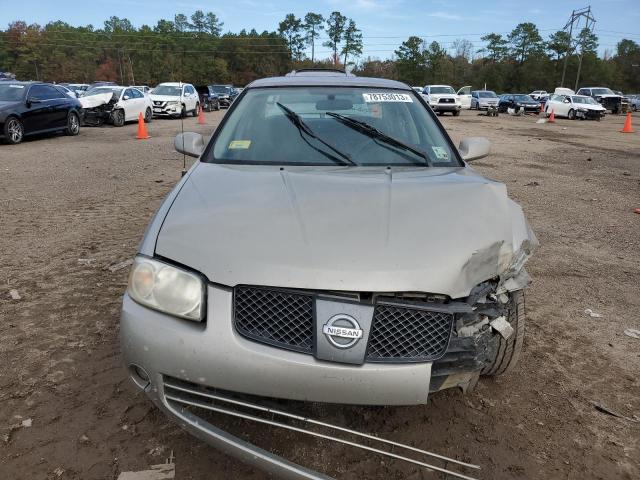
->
left=576, top=103, right=605, bottom=110
left=149, top=94, right=181, bottom=101
left=155, top=164, right=537, bottom=299
left=426, top=93, right=458, bottom=100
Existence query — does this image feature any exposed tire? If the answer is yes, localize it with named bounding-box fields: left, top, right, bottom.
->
left=112, top=109, right=125, bottom=127
left=144, top=107, right=153, bottom=123
left=192, top=102, right=200, bottom=117
left=65, top=111, right=80, bottom=136
left=453, top=110, right=461, bottom=117
left=181, top=104, right=187, bottom=118
left=482, top=290, right=526, bottom=376
left=4, top=116, right=24, bottom=144
left=568, top=109, right=575, bottom=120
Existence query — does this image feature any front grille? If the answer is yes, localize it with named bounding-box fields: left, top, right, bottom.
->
left=366, top=304, right=452, bottom=362
left=233, top=287, right=453, bottom=362
left=234, top=286, right=314, bottom=353
left=439, top=98, right=454, bottom=103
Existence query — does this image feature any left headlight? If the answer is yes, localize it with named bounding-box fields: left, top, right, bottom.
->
left=127, top=256, right=205, bottom=321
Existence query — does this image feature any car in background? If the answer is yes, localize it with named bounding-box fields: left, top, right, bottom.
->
left=411, top=86, right=423, bottom=93
left=132, top=85, right=152, bottom=95
left=529, top=90, right=547, bottom=100
left=629, top=94, right=640, bottom=111
left=194, top=85, right=221, bottom=112
left=470, top=90, right=499, bottom=110
left=209, top=84, right=235, bottom=108
left=150, top=82, right=199, bottom=118
left=0, top=81, right=82, bottom=144
left=497, top=94, right=540, bottom=114
left=421, top=85, right=462, bottom=115
left=613, top=90, right=631, bottom=112
left=544, top=93, right=606, bottom=120
left=120, top=70, right=537, bottom=479
left=67, top=83, right=90, bottom=96
left=576, top=87, right=622, bottom=114
left=80, top=86, right=153, bottom=126
left=54, top=84, right=77, bottom=98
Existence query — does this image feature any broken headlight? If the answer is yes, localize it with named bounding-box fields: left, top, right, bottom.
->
left=128, top=256, right=205, bottom=321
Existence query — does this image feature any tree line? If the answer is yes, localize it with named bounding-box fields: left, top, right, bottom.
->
left=0, top=11, right=638, bottom=93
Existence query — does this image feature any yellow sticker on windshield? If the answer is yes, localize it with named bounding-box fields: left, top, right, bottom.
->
left=229, top=140, right=251, bottom=149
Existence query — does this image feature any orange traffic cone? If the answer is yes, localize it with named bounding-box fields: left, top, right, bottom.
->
left=136, top=112, right=150, bottom=139
left=198, top=105, right=206, bottom=125
left=621, top=112, right=634, bottom=133
left=548, top=110, right=555, bottom=123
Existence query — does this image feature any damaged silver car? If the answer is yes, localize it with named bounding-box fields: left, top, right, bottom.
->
left=120, top=70, right=537, bottom=479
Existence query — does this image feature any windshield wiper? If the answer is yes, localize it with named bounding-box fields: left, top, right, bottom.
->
left=276, top=103, right=357, bottom=166
left=326, top=112, right=431, bottom=166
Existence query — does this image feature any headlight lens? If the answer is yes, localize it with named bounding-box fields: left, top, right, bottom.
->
left=128, top=256, right=205, bottom=321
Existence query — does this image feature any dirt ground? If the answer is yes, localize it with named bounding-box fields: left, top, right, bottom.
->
left=1, top=107, right=639, bottom=480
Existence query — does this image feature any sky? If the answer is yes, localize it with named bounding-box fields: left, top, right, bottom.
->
left=0, top=0, right=638, bottom=59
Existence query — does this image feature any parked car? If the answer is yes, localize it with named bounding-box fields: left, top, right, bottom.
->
left=54, top=84, right=77, bottom=98
left=497, top=94, right=540, bottom=113
left=421, top=85, right=462, bottom=115
left=470, top=90, right=499, bottom=110
left=529, top=90, right=547, bottom=100
left=629, top=94, right=640, bottom=111
left=67, top=83, right=90, bottom=96
left=411, top=86, right=423, bottom=92
left=149, top=82, right=199, bottom=118
left=120, top=69, right=537, bottom=479
left=80, top=86, right=153, bottom=126
left=0, top=81, right=82, bottom=144
left=544, top=93, right=606, bottom=120
left=132, top=85, right=152, bottom=95
left=209, top=84, right=235, bottom=108
left=576, top=87, right=622, bottom=114
left=194, top=85, right=221, bottom=112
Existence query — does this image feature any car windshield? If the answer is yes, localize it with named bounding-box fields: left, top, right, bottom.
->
left=154, top=85, right=182, bottom=96
left=0, top=83, right=26, bottom=101
left=591, top=88, right=614, bottom=95
left=208, top=87, right=459, bottom=167
left=211, top=85, right=231, bottom=94
left=478, top=91, right=497, bottom=98
left=429, top=86, right=455, bottom=94
left=514, top=94, right=534, bottom=102
left=85, top=86, right=122, bottom=96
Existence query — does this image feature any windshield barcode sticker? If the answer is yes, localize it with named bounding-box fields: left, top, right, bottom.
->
left=363, top=93, right=413, bottom=103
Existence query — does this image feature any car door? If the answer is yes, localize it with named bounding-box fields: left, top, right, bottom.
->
left=457, top=85, right=472, bottom=109
left=45, top=85, right=71, bottom=128
left=22, top=84, right=56, bottom=133
left=121, top=88, right=136, bottom=121
left=130, top=88, right=146, bottom=118
left=187, top=85, right=197, bottom=110
left=182, top=85, right=193, bottom=111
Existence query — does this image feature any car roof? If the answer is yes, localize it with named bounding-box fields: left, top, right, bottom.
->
left=248, top=71, right=410, bottom=90
left=157, top=82, right=189, bottom=86
left=425, top=84, right=454, bottom=88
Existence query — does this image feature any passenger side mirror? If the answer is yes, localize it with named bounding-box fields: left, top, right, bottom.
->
left=458, top=137, right=491, bottom=162
left=174, top=132, right=205, bottom=158
left=123, top=95, right=130, bottom=100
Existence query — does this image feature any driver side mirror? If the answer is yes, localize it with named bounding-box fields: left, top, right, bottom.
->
left=27, top=97, right=42, bottom=105
left=174, top=132, right=205, bottom=158
left=458, top=137, right=491, bottom=162
left=123, top=95, right=130, bottom=100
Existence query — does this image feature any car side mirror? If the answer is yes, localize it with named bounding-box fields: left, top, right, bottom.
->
left=174, top=132, right=205, bottom=158
left=123, top=95, right=130, bottom=100
left=27, top=97, right=42, bottom=105
left=458, top=137, right=491, bottom=162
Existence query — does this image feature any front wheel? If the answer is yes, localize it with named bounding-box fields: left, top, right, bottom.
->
left=112, top=109, right=125, bottom=127
left=453, top=110, right=461, bottom=117
left=482, top=290, right=526, bottom=376
left=568, top=109, right=576, bottom=120
left=144, top=107, right=152, bottom=123
left=4, top=117, right=24, bottom=144
left=192, top=103, right=200, bottom=117
left=65, top=111, right=80, bottom=135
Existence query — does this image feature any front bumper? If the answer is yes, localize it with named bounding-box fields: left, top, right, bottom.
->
left=152, top=103, right=182, bottom=117
left=430, top=103, right=461, bottom=112
left=120, top=288, right=432, bottom=405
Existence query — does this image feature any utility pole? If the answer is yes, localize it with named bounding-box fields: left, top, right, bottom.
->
left=560, top=6, right=596, bottom=90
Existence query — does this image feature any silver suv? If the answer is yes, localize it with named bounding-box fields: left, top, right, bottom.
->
left=121, top=70, right=537, bottom=479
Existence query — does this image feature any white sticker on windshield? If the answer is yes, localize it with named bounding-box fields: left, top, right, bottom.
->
left=363, top=92, right=413, bottom=103
left=9, top=85, right=24, bottom=88
left=432, top=146, right=449, bottom=160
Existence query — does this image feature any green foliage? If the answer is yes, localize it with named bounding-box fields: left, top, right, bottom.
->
left=303, top=13, right=324, bottom=62
left=278, top=14, right=305, bottom=61
left=341, top=20, right=362, bottom=66
left=323, top=11, right=348, bottom=66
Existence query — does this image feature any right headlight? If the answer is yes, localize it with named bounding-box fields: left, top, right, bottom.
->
left=127, top=256, right=205, bottom=321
